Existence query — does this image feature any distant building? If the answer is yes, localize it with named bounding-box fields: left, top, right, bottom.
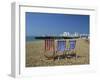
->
left=59, top=32, right=89, bottom=39
left=80, top=34, right=89, bottom=39
left=62, top=32, right=70, bottom=37
left=74, top=32, right=79, bottom=37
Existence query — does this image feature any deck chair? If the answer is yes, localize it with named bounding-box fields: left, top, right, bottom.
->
left=44, top=39, right=55, bottom=60
left=66, top=39, right=76, bottom=59
left=56, top=40, right=66, bottom=60
left=65, top=40, right=70, bottom=53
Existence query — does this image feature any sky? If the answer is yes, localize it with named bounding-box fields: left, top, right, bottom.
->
left=26, top=12, right=89, bottom=36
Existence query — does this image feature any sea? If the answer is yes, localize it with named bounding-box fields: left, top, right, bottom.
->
left=26, top=36, right=42, bottom=42
left=26, top=36, right=36, bottom=41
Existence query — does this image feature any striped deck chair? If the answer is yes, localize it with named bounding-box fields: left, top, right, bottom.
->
left=44, top=39, right=55, bottom=60
left=66, top=40, right=76, bottom=58
left=65, top=40, right=70, bottom=53
left=56, top=40, right=66, bottom=60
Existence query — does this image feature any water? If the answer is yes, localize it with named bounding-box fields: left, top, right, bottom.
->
left=26, top=36, right=36, bottom=41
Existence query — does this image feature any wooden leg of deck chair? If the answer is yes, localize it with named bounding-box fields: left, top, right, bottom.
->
left=64, top=50, right=67, bottom=59
left=53, top=52, right=55, bottom=61
left=53, top=50, right=56, bottom=61
left=74, top=50, right=77, bottom=60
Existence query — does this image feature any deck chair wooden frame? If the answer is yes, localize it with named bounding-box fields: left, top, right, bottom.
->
left=56, top=40, right=66, bottom=60
left=44, top=39, right=55, bottom=60
left=66, top=39, right=76, bottom=59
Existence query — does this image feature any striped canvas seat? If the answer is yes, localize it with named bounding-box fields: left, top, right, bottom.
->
left=69, top=40, right=76, bottom=50
left=57, top=40, right=66, bottom=52
left=65, top=40, right=70, bottom=51
left=65, top=40, right=76, bottom=50
left=44, top=39, right=55, bottom=52
left=56, top=40, right=66, bottom=60
left=66, top=40, right=76, bottom=58
left=44, top=39, right=55, bottom=60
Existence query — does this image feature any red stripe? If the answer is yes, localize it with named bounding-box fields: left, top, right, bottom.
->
left=44, top=39, right=55, bottom=51
left=44, top=40, right=46, bottom=51
left=45, top=40, right=46, bottom=51
left=46, top=40, right=47, bottom=50
left=51, top=39, right=52, bottom=51
left=51, top=39, right=53, bottom=51
left=47, top=40, right=49, bottom=50
left=49, top=39, right=51, bottom=51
